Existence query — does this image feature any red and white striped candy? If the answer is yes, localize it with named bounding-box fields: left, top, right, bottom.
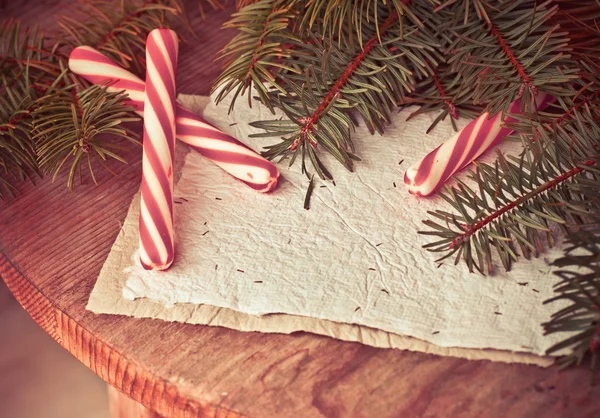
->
left=139, top=29, right=178, bottom=271
left=68, top=46, right=280, bottom=192
left=404, top=94, right=552, bottom=197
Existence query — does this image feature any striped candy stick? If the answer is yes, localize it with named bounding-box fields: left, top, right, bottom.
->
left=68, top=46, right=280, bottom=193
left=139, top=29, right=178, bottom=271
left=404, top=94, right=552, bottom=197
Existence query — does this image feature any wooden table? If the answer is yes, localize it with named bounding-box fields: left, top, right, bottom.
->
left=2, top=1, right=600, bottom=417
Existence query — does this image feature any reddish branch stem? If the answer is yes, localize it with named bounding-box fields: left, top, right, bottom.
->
left=245, top=6, right=279, bottom=84
left=96, top=0, right=157, bottom=48
left=295, top=12, right=400, bottom=148
left=450, top=160, right=596, bottom=249
left=0, top=56, right=55, bottom=68
left=489, top=25, right=536, bottom=97
left=450, top=90, right=600, bottom=248
left=430, top=67, right=458, bottom=119
left=0, top=111, right=31, bottom=132
left=554, top=89, right=600, bottom=126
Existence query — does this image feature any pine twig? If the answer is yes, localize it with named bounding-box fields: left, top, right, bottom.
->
left=447, top=0, right=578, bottom=115
left=544, top=231, right=600, bottom=379
left=0, top=0, right=186, bottom=196
left=33, top=78, right=140, bottom=190
left=251, top=4, right=440, bottom=178
left=420, top=94, right=600, bottom=273
left=212, top=0, right=301, bottom=111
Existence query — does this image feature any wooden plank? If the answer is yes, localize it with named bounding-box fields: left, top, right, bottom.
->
left=2, top=1, right=600, bottom=417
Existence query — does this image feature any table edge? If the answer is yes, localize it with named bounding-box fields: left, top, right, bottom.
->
left=0, top=252, right=245, bottom=418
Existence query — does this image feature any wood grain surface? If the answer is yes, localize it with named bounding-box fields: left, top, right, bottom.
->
left=2, top=1, right=600, bottom=417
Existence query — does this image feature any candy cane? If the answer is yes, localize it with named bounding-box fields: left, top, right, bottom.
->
left=139, top=29, right=178, bottom=271
left=68, top=46, right=280, bottom=192
left=404, top=94, right=552, bottom=197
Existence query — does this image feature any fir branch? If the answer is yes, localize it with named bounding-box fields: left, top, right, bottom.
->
left=543, top=231, right=600, bottom=378
left=445, top=159, right=594, bottom=260
left=1, top=19, right=60, bottom=83
left=553, top=1, right=600, bottom=81
left=406, top=64, right=483, bottom=133
left=0, top=76, right=39, bottom=198
left=299, top=0, right=416, bottom=44
left=236, top=0, right=260, bottom=8
left=0, top=19, right=54, bottom=197
left=198, top=0, right=257, bottom=13
left=0, top=0, right=186, bottom=196
left=299, top=12, right=401, bottom=138
left=33, top=76, right=140, bottom=190
left=251, top=6, right=440, bottom=178
left=0, top=19, right=61, bottom=96
left=446, top=0, right=578, bottom=115
left=212, top=0, right=301, bottom=111
left=419, top=97, right=600, bottom=273
left=433, top=0, right=496, bottom=25
left=429, top=66, right=459, bottom=119
left=57, top=0, right=185, bottom=77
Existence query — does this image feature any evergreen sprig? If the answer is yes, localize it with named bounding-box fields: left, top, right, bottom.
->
left=445, top=0, right=578, bottom=116
left=405, top=64, right=483, bottom=133
left=0, top=19, right=61, bottom=85
left=58, top=0, right=186, bottom=78
left=33, top=76, right=140, bottom=189
left=0, top=0, right=185, bottom=195
left=212, top=0, right=302, bottom=111
left=297, top=0, right=417, bottom=44
left=0, top=19, right=56, bottom=197
left=214, top=0, right=583, bottom=178
left=250, top=5, right=441, bottom=178
left=544, top=231, right=600, bottom=378
left=0, top=75, right=39, bottom=198
left=419, top=91, right=600, bottom=273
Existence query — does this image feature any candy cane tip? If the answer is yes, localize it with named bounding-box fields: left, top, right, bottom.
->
left=71, top=45, right=94, bottom=53
left=140, top=258, right=174, bottom=271
left=147, top=28, right=179, bottom=46
left=404, top=167, right=418, bottom=185
left=411, top=190, right=426, bottom=197
left=68, top=46, right=99, bottom=72
left=149, top=28, right=178, bottom=36
left=260, top=174, right=280, bottom=193
left=404, top=169, right=434, bottom=196
left=68, top=45, right=95, bottom=60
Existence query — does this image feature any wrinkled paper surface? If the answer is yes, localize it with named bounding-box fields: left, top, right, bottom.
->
left=88, top=93, right=567, bottom=366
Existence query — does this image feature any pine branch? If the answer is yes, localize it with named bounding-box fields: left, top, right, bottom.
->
left=419, top=92, right=600, bottom=273
left=553, top=1, right=600, bottom=84
left=406, top=64, right=483, bottom=133
left=554, top=0, right=600, bottom=59
left=0, top=0, right=186, bottom=196
left=0, top=75, right=39, bottom=198
left=250, top=6, right=441, bottom=178
left=543, top=231, right=600, bottom=379
left=57, top=0, right=185, bottom=77
left=432, top=0, right=497, bottom=25
left=0, top=21, right=62, bottom=93
left=212, top=0, right=301, bottom=111
left=198, top=0, right=257, bottom=14
left=33, top=74, right=140, bottom=190
left=446, top=0, right=578, bottom=116
left=299, top=0, right=416, bottom=44
left=0, top=19, right=55, bottom=197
